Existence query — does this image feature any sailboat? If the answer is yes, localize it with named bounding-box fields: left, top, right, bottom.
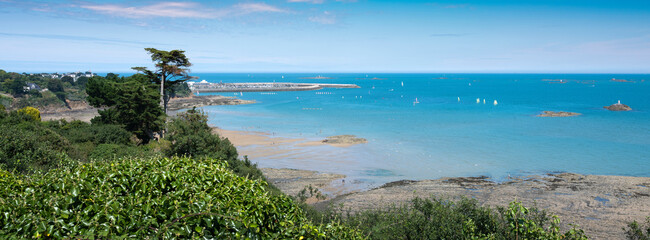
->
left=401, top=81, right=404, bottom=87
left=493, top=100, right=498, bottom=105
left=413, top=98, right=420, bottom=105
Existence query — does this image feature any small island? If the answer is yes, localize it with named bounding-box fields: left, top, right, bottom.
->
left=298, top=134, right=368, bottom=147
left=604, top=101, right=632, bottom=111
left=537, top=111, right=582, bottom=117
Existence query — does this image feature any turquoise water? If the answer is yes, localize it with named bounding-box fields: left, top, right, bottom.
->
left=198, top=73, right=649, bottom=185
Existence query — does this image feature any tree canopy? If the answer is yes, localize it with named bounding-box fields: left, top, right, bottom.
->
left=132, top=48, right=193, bottom=115
left=86, top=74, right=164, bottom=144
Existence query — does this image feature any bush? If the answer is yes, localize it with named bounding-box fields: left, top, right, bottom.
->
left=333, top=197, right=587, bottom=240
left=626, top=217, right=650, bottom=240
left=166, top=108, right=237, bottom=160
left=67, top=142, right=95, bottom=161
left=88, top=144, right=148, bottom=160
left=17, top=106, right=40, bottom=121
left=0, top=123, right=69, bottom=173
left=0, top=156, right=363, bottom=239
left=0, top=104, right=6, bottom=119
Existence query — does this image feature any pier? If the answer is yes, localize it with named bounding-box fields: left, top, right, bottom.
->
left=188, top=82, right=360, bottom=93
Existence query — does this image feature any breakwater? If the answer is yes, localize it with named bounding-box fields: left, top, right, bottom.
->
left=188, top=82, right=360, bottom=93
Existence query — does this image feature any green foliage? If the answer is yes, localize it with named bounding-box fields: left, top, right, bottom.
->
left=133, top=48, right=193, bottom=114
left=0, top=95, right=11, bottom=108
left=67, top=141, right=96, bottom=162
left=0, top=156, right=363, bottom=239
left=17, top=106, right=41, bottom=121
left=48, top=120, right=133, bottom=145
left=0, top=122, right=70, bottom=173
left=61, top=75, right=74, bottom=84
left=47, top=78, right=64, bottom=93
left=497, top=201, right=587, bottom=240
left=4, top=78, right=26, bottom=96
left=166, top=108, right=236, bottom=159
left=331, top=197, right=587, bottom=240
left=88, top=75, right=164, bottom=144
left=0, top=104, right=6, bottom=119
left=164, top=109, right=268, bottom=182
left=626, top=217, right=650, bottom=240
left=76, top=76, right=89, bottom=89
left=88, top=144, right=151, bottom=161
left=86, top=76, right=118, bottom=107
left=172, top=82, right=191, bottom=98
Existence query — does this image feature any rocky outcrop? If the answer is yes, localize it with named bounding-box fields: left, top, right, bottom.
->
left=322, top=135, right=368, bottom=145
left=604, top=103, right=632, bottom=111
left=537, top=111, right=582, bottom=117
left=168, top=95, right=255, bottom=111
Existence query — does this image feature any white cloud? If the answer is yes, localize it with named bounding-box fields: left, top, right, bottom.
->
left=288, top=0, right=325, bottom=4
left=79, top=1, right=286, bottom=19
left=234, top=3, right=287, bottom=14
left=309, top=11, right=336, bottom=24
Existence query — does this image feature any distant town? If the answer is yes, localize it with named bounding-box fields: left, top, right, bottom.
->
left=28, top=71, right=97, bottom=82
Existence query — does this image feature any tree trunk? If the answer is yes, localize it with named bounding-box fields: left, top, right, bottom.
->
left=159, top=73, right=166, bottom=139
left=160, top=73, right=166, bottom=114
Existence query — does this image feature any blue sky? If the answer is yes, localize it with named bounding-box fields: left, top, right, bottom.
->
left=1, top=0, right=649, bottom=73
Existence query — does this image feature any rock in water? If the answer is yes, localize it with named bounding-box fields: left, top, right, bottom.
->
left=537, top=111, right=582, bottom=117
left=322, top=135, right=368, bottom=145
left=604, top=103, right=632, bottom=111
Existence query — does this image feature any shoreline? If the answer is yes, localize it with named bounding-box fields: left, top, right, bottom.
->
left=213, top=127, right=650, bottom=239
left=38, top=100, right=650, bottom=239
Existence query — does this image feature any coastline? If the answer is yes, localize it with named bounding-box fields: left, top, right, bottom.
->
left=213, top=127, right=650, bottom=239
left=38, top=97, right=650, bottom=239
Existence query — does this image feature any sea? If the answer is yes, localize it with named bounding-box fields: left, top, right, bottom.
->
left=193, top=73, right=649, bottom=187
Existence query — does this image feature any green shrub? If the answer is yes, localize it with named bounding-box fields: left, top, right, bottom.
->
left=164, top=108, right=271, bottom=182
left=626, top=217, right=650, bottom=240
left=67, top=141, right=96, bottom=161
left=45, top=120, right=133, bottom=146
left=0, top=123, right=69, bottom=173
left=166, top=108, right=237, bottom=160
left=89, top=144, right=150, bottom=161
left=334, top=197, right=587, bottom=240
left=0, top=156, right=363, bottom=239
left=0, top=104, right=6, bottom=119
